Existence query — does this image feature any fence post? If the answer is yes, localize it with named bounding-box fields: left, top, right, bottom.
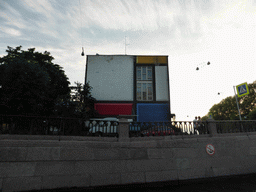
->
left=207, top=118, right=217, bottom=137
left=118, top=115, right=131, bottom=142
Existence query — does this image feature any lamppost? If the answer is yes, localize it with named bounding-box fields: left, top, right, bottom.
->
left=195, top=61, right=211, bottom=119
left=81, top=47, right=85, bottom=56
left=196, top=61, right=210, bottom=70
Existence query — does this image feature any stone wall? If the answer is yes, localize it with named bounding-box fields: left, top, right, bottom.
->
left=1, top=132, right=256, bottom=192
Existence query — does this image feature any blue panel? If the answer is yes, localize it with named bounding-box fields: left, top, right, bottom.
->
left=137, top=103, right=169, bottom=122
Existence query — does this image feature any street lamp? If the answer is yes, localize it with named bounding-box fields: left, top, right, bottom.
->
left=81, top=47, right=84, bottom=56
left=196, top=61, right=210, bottom=70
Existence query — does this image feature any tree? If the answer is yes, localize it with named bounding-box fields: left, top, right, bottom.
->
left=0, top=46, right=70, bottom=115
left=54, top=81, right=99, bottom=119
left=201, top=116, right=208, bottom=121
left=239, top=81, right=256, bottom=118
left=204, top=81, right=256, bottom=120
left=248, top=108, right=256, bottom=120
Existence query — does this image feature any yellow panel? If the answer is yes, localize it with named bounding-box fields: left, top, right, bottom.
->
left=136, top=56, right=167, bottom=64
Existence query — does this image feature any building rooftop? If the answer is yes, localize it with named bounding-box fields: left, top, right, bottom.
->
left=86, top=54, right=169, bottom=57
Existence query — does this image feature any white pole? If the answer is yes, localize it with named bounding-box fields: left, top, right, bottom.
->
left=233, top=86, right=242, bottom=120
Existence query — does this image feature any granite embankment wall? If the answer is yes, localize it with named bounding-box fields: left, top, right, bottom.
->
left=1, top=131, right=256, bottom=192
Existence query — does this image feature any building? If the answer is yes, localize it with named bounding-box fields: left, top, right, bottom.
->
left=85, top=55, right=174, bottom=122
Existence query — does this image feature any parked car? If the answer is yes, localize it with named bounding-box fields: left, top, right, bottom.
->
left=141, top=127, right=175, bottom=136
left=85, top=117, right=133, bottom=136
left=85, top=118, right=117, bottom=136
left=129, top=123, right=176, bottom=137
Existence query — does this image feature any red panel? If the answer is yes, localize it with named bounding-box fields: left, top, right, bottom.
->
left=94, top=103, right=133, bottom=115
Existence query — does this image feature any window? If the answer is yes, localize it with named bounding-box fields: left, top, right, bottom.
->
left=136, top=66, right=153, bottom=101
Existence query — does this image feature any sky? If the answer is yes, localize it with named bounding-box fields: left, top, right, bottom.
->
left=0, top=0, right=255, bottom=120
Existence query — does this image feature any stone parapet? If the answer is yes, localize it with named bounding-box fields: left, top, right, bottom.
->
left=1, top=123, right=256, bottom=191
left=207, top=118, right=217, bottom=137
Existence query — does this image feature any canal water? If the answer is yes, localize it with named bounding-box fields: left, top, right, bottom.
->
left=29, top=173, right=256, bottom=192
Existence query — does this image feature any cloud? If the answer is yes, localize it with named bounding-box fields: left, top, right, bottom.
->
left=75, top=0, right=216, bottom=55
left=0, top=1, right=26, bottom=29
left=22, top=0, right=54, bottom=16
left=80, top=0, right=172, bottom=31
left=1, top=0, right=253, bottom=57
left=1, top=27, right=21, bottom=36
left=78, top=0, right=214, bottom=32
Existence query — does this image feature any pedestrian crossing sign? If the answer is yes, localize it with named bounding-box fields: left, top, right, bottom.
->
left=236, top=82, right=249, bottom=97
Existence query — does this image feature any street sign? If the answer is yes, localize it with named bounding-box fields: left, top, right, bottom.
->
left=236, top=82, right=249, bottom=97
left=206, top=144, right=215, bottom=156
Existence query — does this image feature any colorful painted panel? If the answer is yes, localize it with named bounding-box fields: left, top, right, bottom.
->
left=136, top=56, right=168, bottom=64
left=95, top=103, right=133, bottom=115
left=137, top=103, right=169, bottom=122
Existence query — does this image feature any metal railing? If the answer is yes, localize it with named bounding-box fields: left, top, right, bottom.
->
left=129, top=121, right=209, bottom=137
left=0, top=115, right=86, bottom=136
left=0, top=115, right=120, bottom=137
left=85, top=120, right=119, bottom=137
left=2, top=115, right=255, bottom=138
left=216, top=120, right=256, bottom=134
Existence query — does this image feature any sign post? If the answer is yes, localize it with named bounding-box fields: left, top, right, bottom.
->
left=233, top=86, right=242, bottom=121
left=234, top=82, right=249, bottom=120
left=236, top=82, right=249, bottom=97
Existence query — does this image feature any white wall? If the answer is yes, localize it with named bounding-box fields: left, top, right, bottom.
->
left=155, top=66, right=169, bottom=101
left=86, top=55, right=134, bottom=101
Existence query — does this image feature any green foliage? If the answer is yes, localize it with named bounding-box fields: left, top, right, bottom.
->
left=201, top=116, right=208, bottom=121
left=240, top=82, right=256, bottom=118
left=205, top=81, right=256, bottom=120
left=54, top=81, right=98, bottom=119
left=248, top=108, right=256, bottom=120
left=0, top=46, right=70, bottom=115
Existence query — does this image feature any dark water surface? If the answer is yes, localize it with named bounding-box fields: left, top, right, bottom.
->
left=30, top=174, right=256, bottom=192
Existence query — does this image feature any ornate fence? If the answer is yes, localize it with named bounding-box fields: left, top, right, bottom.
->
left=216, top=120, right=256, bottom=134
left=0, top=115, right=119, bottom=137
left=129, top=121, right=209, bottom=137
left=1, top=115, right=255, bottom=138
left=0, top=115, right=86, bottom=136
